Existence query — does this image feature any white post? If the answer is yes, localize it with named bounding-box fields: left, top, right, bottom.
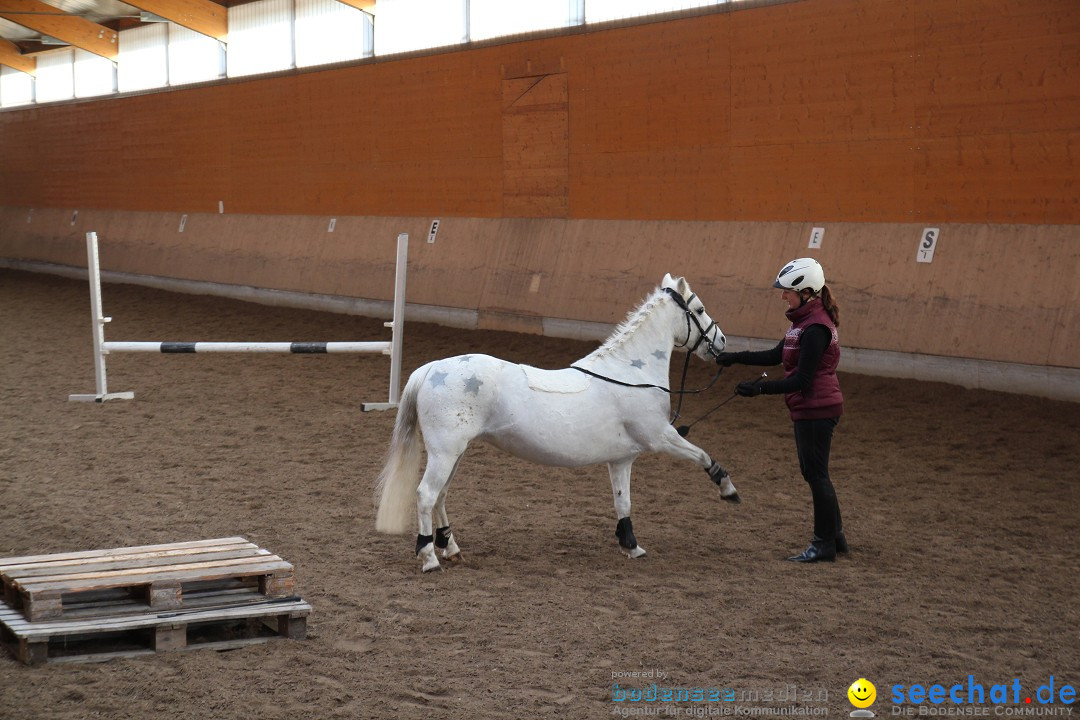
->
left=389, top=232, right=409, bottom=404
left=68, top=232, right=135, bottom=402
left=362, top=232, right=408, bottom=411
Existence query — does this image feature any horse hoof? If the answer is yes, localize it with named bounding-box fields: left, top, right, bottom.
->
left=624, top=545, right=647, bottom=559
left=444, top=552, right=463, bottom=564
left=419, top=546, right=442, bottom=573
left=722, top=492, right=741, bottom=504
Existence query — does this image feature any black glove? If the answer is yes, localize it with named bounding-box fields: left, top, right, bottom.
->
left=735, top=380, right=763, bottom=397
left=715, top=351, right=746, bottom=367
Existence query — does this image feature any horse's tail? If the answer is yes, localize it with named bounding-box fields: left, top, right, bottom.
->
left=374, top=363, right=429, bottom=534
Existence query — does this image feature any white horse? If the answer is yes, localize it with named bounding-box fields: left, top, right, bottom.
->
left=375, top=274, right=741, bottom=572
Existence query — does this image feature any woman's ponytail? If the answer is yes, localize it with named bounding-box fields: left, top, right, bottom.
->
left=820, top=286, right=840, bottom=327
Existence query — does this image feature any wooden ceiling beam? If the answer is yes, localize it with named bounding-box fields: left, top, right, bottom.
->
left=333, top=0, right=374, bottom=13
left=0, top=37, right=35, bottom=74
left=123, top=0, right=227, bottom=41
left=0, top=0, right=118, bottom=60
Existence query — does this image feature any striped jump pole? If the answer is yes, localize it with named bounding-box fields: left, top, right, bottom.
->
left=68, top=231, right=408, bottom=411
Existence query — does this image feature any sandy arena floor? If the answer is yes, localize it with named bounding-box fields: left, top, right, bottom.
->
left=1, top=269, right=1077, bottom=719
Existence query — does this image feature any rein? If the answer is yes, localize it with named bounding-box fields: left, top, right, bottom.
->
left=569, top=287, right=724, bottom=424
left=675, top=371, right=769, bottom=437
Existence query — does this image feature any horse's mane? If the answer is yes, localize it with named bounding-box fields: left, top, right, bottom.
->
left=585, top=286, right=667, bottom=361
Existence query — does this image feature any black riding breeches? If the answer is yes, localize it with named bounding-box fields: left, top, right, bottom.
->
left=793, top=417, right=842, bottom=541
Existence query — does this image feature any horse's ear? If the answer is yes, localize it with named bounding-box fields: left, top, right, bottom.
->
left=662, top=273, right=686, bottom=288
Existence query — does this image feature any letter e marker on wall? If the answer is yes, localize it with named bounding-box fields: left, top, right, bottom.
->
left=808, top=227, right=824, bottom=249
left=428, top=219, right=440, bottom=244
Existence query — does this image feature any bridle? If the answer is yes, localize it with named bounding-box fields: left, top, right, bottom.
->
left=661, top=287, right=724, bottom=424
left=663, top=287, right=721, bottom=360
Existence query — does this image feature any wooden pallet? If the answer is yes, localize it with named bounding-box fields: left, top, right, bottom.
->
left=0, top=595, right=311, bottom=665
left=0, top=537, right=296, bottom=622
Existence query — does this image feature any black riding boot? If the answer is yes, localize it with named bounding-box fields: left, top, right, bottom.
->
left=787, top=535, right=836, bottom=563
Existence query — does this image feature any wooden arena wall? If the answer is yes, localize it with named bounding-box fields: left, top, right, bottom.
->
left=1, top=0, right=1078, bottom=372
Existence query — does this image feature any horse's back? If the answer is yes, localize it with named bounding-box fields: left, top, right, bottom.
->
left=519, top=364, right=591, bottom=394
left=417, top=354, right=584, bottom=407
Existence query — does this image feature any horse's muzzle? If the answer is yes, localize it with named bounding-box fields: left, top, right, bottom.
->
left=707, top=328, right=726, bottom=357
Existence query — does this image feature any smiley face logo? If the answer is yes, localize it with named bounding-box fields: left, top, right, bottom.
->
left=848, top=678, right=876, bottom=709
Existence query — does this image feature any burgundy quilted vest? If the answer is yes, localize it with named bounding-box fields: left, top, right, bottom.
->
left=781, top=300, right=843, bottom=420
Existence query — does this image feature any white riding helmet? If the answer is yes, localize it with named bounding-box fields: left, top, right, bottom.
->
left=773, top=258, right=825, bottom=293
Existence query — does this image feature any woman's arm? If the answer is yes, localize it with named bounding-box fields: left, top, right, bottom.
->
left=721, top=340, right=784, bottom=367
left=757, top=325, right=829, bottom=395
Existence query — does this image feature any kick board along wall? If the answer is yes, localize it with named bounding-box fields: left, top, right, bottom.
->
left=1, top=0, right=1078, bottom=395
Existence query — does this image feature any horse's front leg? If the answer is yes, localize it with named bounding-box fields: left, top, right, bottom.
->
left=651, top=426, right=741, bottom=503
left=607, top=459, right=646, bottom=558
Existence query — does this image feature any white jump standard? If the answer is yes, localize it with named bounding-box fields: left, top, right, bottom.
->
left=68, top=231, right=408, bottom=410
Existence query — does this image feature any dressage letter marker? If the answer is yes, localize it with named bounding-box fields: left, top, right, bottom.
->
left=917, top=228, right=939, bottom=263
left=808, top=227, right=824, bottom=249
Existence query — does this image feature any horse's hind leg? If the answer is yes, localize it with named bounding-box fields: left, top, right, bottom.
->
left=434, top=456, right=464, bottom=564
left=608, top=459, right=646, bottom=559
left=415, top=451, right=462, bottom=573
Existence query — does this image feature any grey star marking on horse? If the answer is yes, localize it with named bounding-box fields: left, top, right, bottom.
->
left=463, top=375, right=484, bottom=395
left=630, top=359, right=645, bottom=369
left=652, top=350, right=667, bottom=360
left=458, top=355, right=472, bottom=363
left=429, top=370, right=449, bottom=388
